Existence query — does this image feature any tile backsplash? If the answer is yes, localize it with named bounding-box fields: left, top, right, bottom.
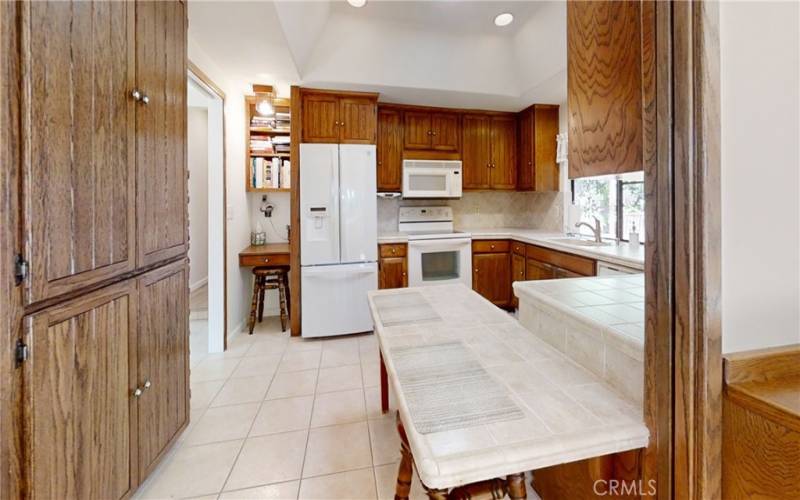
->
left=378, top=191, right=564, bottom=233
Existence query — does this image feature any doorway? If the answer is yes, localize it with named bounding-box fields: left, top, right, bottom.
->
left=188, top=69, right=227, bottom=354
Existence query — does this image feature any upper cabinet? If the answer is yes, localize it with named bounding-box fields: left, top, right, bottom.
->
left=567, top=1, right=645, bottom=178
left=301, top=90, right=378, bottom=144
left=462, top=114, right=517, bottom=190
left=136, top=0, right=188, bottom=268
left=377, top=108, right=403, bottom=192
left=517, top=104, right=560, bottom=192
left=403, top=110, right=460, bottom=152
left=19, top=0, right=188, bottom=305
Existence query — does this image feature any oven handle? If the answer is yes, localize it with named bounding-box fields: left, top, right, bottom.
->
left=408, top=239, right=472, bottom=249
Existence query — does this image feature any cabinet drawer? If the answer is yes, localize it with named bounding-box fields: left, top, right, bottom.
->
left=511, top=241, right=526, bottom=256
left=379, top=243, right=407, bottom=258
left=239, top=253, right=290, bottom=267
left=472, top=240, right=510, bottom=254
left=526, top=245, right=596, bottom=276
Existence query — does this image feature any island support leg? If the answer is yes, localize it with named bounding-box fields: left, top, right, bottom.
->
left=507, top=473, right=527, bottom=499
left=395, top=414, right=413, bottom=500
left=422, top=487, right=448, bottom=500
left=380, top=351, right=389, bottom=413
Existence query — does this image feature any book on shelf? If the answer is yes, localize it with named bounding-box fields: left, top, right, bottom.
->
left=272, top=135, right=290, bottom=145
left=275, top=112, right=291, bottom=121
left=251, top=157, right=291, bottom=190
left=281, top=160, right=291, bottom=189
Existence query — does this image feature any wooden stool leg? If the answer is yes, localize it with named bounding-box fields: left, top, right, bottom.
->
left=257, top=278, right=266, bottom=323
left=283, top=272, right=291, bottom=320
left=278, top=277, right=287, bottom=332
left=248, top=275, right=260, bottom=335
left=395, top=439, right=414, bottom=500
left=507, top=473, right=527, bottom=499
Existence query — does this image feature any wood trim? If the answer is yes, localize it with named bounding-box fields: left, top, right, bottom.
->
left=378, top=101, right=517, bottom=117
left=300, top=87, right=379, bottom=100
left=187, top=62, right=228, bottom=350
left=724, top=345, right=800, bottom=384
left=0, top=2, right=24, bottom=497
left=290, top=85, right=301, bottom=336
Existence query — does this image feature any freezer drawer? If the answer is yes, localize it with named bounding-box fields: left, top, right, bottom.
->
left=301, top=262, right=378, bottom=337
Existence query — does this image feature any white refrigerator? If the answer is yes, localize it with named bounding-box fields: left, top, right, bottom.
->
left=300, top=143, right=378, bottom=337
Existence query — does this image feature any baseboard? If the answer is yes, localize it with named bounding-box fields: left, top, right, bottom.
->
left=190, top=277, right=208, bottom=292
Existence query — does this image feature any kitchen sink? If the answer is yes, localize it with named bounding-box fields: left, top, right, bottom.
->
left=548, top=237, right=614, bottom=247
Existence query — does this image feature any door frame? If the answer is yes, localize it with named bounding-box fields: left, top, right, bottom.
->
left=187, top=61, right=229, bottom=351
left=643, top=1, right=722, bottom=498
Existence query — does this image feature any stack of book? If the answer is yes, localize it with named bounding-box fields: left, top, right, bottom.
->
left=251, top=116, right=275, bottom=128
left=274, top=111, right=291, bottom=130
left=272, top=135, right=290, bottom=154
left=251, top=157, right=291, bottom=190
left=250, top=138, right=273, bottom=153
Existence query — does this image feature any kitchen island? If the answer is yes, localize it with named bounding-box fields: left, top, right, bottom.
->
left=367, top=283, right=648, bottom=496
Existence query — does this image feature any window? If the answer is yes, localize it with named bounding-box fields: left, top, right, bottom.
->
left=571, top=172, right=645, bottom=242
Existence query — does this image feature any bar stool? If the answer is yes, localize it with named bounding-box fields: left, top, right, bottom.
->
left=248, top=266, right=290, bottom=333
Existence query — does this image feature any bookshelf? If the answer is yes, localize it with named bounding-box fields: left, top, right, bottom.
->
left=245, top=90, right=292, bottom=193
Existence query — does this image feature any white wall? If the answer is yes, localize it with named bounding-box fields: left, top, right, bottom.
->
left=188, top=107, right=209, bottom=289
left=721, top=1, right=800, bottom=353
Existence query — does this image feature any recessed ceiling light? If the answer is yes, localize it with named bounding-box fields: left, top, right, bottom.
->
left=347, top=0, right=366, bottom=7
left=494, top=12, right=514, bottom=27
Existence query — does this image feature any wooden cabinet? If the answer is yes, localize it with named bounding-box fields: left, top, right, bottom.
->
left=511, top=253, right=526, bottom=307
left=377, top=108, right=403, bottom=192
left=462, top=114, right=517, bottom=190
left=136, top=261, right=189, bottom=480
left=525, top=244, right=597, bottom=280
left=20, top=0, right=137, bottom=305
left=23, top=281, right=137, bottom=500
left=302, top=91, right=377, bottom=144
left=518, top=105, right=560, bottom=192
left=489, top=115, right=517, bottom=189
left=403, top=111, right=460, bottom=151
left=567, top=1, right=644, bottom=178
left=472, top=240, right=511, bottom=307
left=378, top=244, right=408, bottom=289
left=534, top=450, right=642, bottom=499
left=136, top=0, right=188, bottom=268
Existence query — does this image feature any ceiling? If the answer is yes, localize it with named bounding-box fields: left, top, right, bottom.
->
left=188, top=0, right=567, bottom=111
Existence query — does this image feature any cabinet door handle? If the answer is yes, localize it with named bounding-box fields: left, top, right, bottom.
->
left=264, top=258, right=270, bottom=263
left=141, top=94, right=150, bottom=105
left=131, top=89, right=142, bottom=101
left=133, top=388, right=143, bottom=398
left=490, top=245, right=495, bottom=249
left=402, top=272, right=406, bottom=276
left=340, top=122, right=345, bottom=127
left=391, top=248, right=396, bottom=254
left=144, top=380, right=152, bottom=390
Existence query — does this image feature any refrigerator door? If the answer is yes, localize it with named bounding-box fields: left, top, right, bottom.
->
left=301, top=262, right=378, bottom=337
left=339, top=145, right=378, bottom=263
left=300, top=144, right=340, bottom=265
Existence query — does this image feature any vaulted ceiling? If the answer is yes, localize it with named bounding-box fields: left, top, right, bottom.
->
left=188, top=0, right=567, bottom=111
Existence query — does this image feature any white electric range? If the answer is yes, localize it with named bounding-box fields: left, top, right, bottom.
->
left=398, top=207, right=472, bottom=288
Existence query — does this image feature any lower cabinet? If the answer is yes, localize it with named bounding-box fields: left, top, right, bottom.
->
left=525, top=244, right=597, bottom=280
left=533, top=449, right=642, bottom=499
left=378, top=243, right=408, bottom=289
left=511, top=253, right=526, bottom=308
left=21, top=260, right=189, bottom=498
left=472, top=241, right=511, bottom=307
left=136, top=261, right=190, bottom=480
left=23, top=280, right=138, bottom=500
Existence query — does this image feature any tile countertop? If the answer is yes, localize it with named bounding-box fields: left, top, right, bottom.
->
left=367, top=284, right=649, bottom=490
left=377, top=228, right=645, bottom=270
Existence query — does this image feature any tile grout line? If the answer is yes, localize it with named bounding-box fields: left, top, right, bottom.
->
left=296, top=345, right=324, bottom=499
left=359, top=341, right=381, bottom=500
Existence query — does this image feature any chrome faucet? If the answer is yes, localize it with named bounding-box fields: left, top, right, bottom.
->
left=575, top=217, right=603, bottom=243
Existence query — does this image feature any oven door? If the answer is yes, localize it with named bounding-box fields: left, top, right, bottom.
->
left=402, top=167, right=457, bottom=198
left=407, top=238, right=472, bottom=287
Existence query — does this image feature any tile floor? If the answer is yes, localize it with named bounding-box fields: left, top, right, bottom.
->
left=136, top=315, right=541, bottom=500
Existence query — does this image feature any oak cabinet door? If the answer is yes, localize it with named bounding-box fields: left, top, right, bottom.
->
left=21, top=0, right=136, bottom=305
left=339, top=96, right=377, bottom=144
left=517, top=108, right=534, bottom=190
left=431, top=112, right=460, bottom=151
left=23, top=280, right=137, bottom=500
left=462, top=114, right=491, bottom=189
left=136, top=0, right=188, bottom=268
left=525, top=258, right=556, bottom=281
left=302, top=93, right=340, bottom=143
left=403, top=111, right=432, bottom=150
left=533, top=105, right=560, bottom=192
left=511, top=253, right=526, bottom=307
left=489, top=115, right=517, bottom=190
left=378, top=256, right=408, bottom=289
left=472, top=253, right=511, bottom=307
left=377, top=109, right=403, bottom=192
left=136, top=261, right=189, bottom=480
left=567, top=1, right=643, bottom=178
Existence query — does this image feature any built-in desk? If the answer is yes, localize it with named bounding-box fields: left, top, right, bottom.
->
left=238, top=243, right=290, bottom=268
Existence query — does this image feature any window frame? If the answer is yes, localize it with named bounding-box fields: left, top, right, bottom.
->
left=570, top=177, right=645, bottom=243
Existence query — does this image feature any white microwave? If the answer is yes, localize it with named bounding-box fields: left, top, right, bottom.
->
left=402, top=160, right=462, bottom=198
